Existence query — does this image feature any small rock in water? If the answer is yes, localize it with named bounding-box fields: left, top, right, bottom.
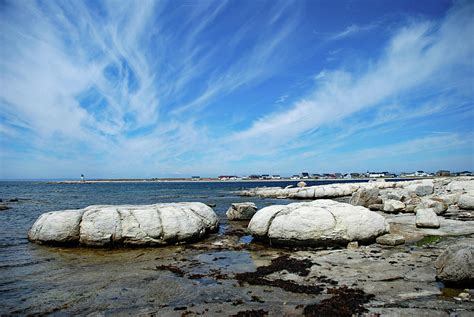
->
left=416, top=208, right=440, bottom=228
left=347, top=241, right=359, bottom=249
left=226, top=202, right=257, bottom=220
left=0, top=204, right=10, bottom=211
left=297, top=181, right=307, bottom=188
left=376, top=234, right=405, bottom=246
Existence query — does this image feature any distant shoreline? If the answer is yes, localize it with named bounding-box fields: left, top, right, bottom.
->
left=41, top=177, right=433, bottom=184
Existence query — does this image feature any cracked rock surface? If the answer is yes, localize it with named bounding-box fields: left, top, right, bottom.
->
left=248, top=200, right=389, bottom=246
left=28, top=202, right=219, bottom=246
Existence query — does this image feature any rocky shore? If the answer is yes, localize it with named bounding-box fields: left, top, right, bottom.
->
left=24, top=177, right=474, bottom=315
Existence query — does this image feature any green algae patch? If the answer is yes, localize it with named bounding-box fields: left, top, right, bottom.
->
left=415, top=235, right=444, bottom=247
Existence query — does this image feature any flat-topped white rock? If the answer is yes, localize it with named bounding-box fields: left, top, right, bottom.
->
left=28, top=202, right=219, bottom=246
left=415, top=208, right=440, bottom=228
left=247, top=200, right=389, bottom=247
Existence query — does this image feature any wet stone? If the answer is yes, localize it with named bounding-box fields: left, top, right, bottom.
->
left=376, top=234, right=405, bottom=246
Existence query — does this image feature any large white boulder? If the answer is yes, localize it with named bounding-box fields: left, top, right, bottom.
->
left=226, top=202, right=257, bottom=220
left=247, top=200, right=389, bottom=246
left=458, top=194, right=474, bottom=210
left=435, top=243, right=474, bottom=285
left=446, top=179, right=474, bottom=192
left=28, top=202, right=219, bottom=246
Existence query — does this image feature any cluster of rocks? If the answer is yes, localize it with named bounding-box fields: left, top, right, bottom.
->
left=349, top=177, right=474, bottom=228
left=28, top=177, right=474, bottom=288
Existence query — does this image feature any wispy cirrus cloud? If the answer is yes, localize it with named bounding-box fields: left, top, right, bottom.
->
left=330, top=22, right=379, bottom=40
left=0, top=0, right=472, bottom=178
left=230, top=1, right=474, bottom=157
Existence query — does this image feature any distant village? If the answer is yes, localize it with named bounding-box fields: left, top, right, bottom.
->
left=202, top=170, right=473, bottom=181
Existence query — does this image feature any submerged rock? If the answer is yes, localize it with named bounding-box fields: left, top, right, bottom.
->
left=435, top=243, right=474, bottom=286
left=226, top=202, right=258, bottom=220
left=28, top=202, right=219, bottom=246
left=0, top=204, right=10, bottom=210
left=415, top=208, right=440, bottom=229
left=247, top=200, right=389, bottom=247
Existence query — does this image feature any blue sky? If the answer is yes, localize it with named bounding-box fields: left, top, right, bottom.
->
left=1, top=0, right=473, bottom=179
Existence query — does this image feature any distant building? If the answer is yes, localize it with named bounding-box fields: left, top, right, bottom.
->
left=311, top=174, right=321, bottom=179
left=271, top=175, right=281, bottom=179
left=350, top=173, right=361, bottom=178
left=436, top=170, right=451, bottom=176
left=248, top=175, right=260, bottom=179
left=218, top=175, right=239, bottom=180
left=291, top=175, right=300, bottom=180
left=368, top=172, right=386, bottom=178
left=81, top=174, right=85, bottom=182
left=191, top=176, right=201, bottom=180
left=301, top=172, right=310, bottom=179
left=260, top=174, right=271, bottom=180
left=334, top=173, right=342, bottom=179
left=456, top=171, right=472, bottom=176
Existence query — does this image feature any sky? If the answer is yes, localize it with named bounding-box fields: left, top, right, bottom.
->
left=0, top=0, right=473, bottom=179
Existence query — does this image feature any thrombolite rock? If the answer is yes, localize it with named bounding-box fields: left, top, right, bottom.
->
left=404, top=180, right=434, bottom=197
left=350, top=188, right=381, bottom=207
left=458, top=194, right=474, bottom=210
left=240, top=179, right=439, bottom=200
left=247, top=200, right=389, bottom=247
left=446, top=179, right=474, bottom=192
left=383, top=199, right=405, bottom=213
left=226, top=202, right=257, bottom=220
left=417, top=198, right=448, bottom=215
left=28, top=202, right=219, bottom=246
left=297, top=181, right=307, bottom=188
left=435, top=243, right=474, bottom=286
left=376, top=234, right=405, bottom=246
left=415, top=208, right=440, bottom=229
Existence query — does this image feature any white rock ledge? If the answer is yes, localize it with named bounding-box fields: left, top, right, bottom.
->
left=248, top=200, right=390, bottom=247
left=240, top=179, right=434, bottom=200
left=28, top=202, right=219, bottom=247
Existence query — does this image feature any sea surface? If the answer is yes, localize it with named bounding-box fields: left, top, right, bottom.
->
left=0, top=180, right=369, bottom=314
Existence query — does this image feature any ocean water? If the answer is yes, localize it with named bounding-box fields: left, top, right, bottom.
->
left=0, top=180, right=366, bottom=314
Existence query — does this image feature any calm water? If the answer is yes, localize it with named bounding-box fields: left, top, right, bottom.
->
left=0, top=180, right=366, bottom=314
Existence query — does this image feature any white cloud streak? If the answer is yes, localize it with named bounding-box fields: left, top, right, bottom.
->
left=231, top=1, right=474, bottom=154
